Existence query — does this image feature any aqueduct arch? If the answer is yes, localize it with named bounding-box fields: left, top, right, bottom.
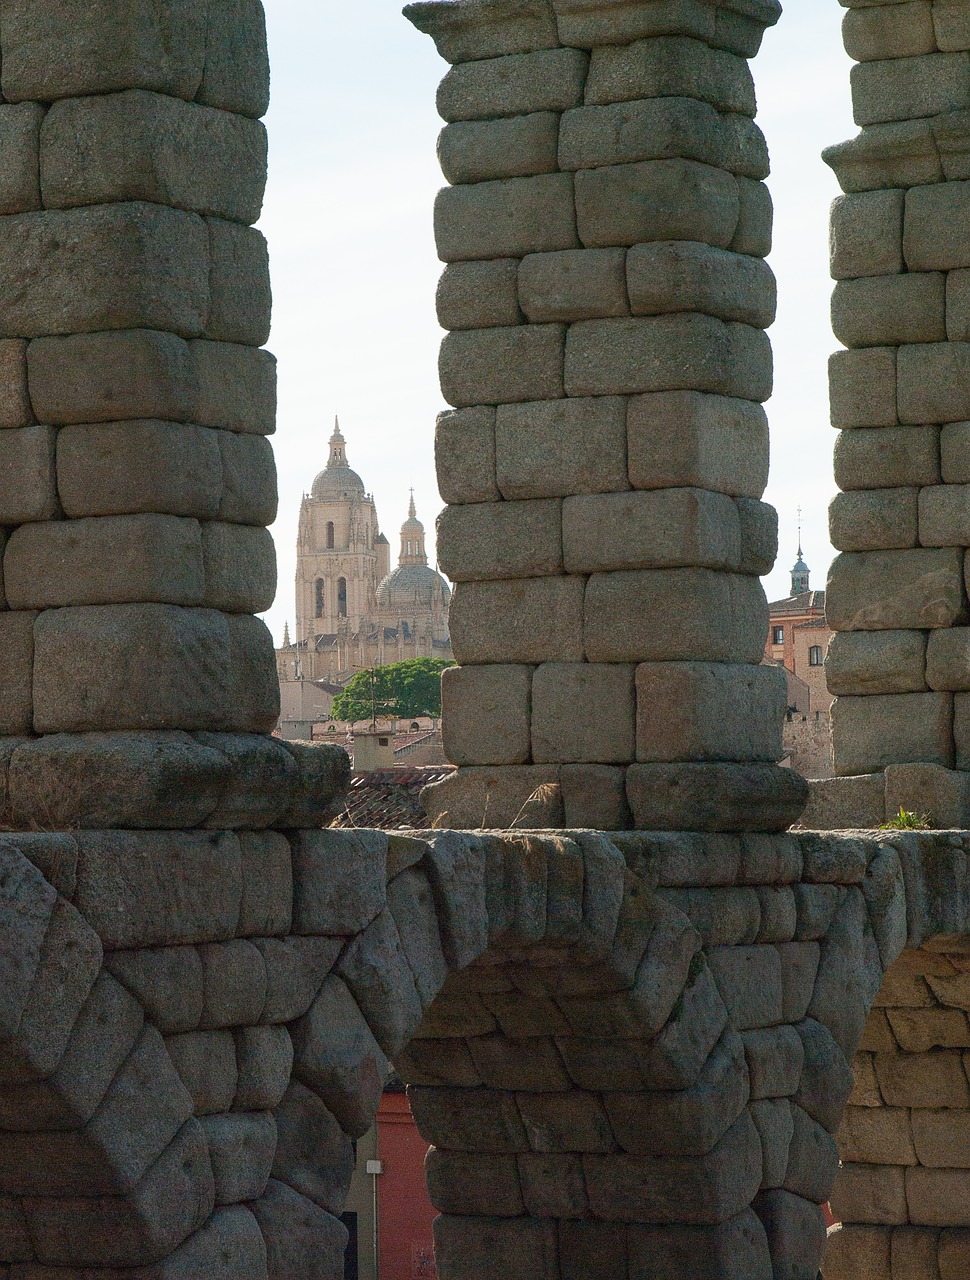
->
left=0, top=1, right=968, bottom=1279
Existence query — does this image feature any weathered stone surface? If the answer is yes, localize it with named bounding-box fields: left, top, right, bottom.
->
left=585, top=568, right=768, bottom=664
left=0, top=203, right=209, bottom=339
left=531, top=663, right=635, bottom=764
left=829, top=488, right=919, bottom=552
left=234, top=1024, right=292, bottom=1112
left=205, top=218, right=271, bottom=346
left=834, top=425, right=940, bottom=491
left=437, top=258, right=521, bottom=330
left=827, top=549, right=966, bottom=631
left=560, top=763, right=633, bottom=830
left=41, top=90, right=267, bottom=224
left=200, top=0, right=270, bottom=119
left=439, top=111, right=559, bottom=184
left=0, top=423, right=57, bottom=524
left=496, top=396, right=628, bottom=499
left=198, top=939, right=266, bottom=1028
left=291, top=829, right=386, bottom=936
left=56, top=421, right=221, bottom=520
left=519, top=248, right=628, bottom=323
left=833, top=271, right=946, bottom=347
left=829, top=347, right=898, bottom=428
left=627, top=240, right=775, bottom=326
left=32, top=604, right=279, bottom=734
left=255, top=937, right=342, bottom=1025
left=574, top=158, right=740, bottom=250
left=627, top=390, right=768, bottom=498
left=253, top=1179, right=348, bottom=1280
left=271, top=1082, right=354, bottom=1216
left=437, top=497, right=562, bottom=581
left=442, top=663, right=532, bottom=767
left=4, top=514, right=205, bottom=610
left=450, top=576, right=586, bottom=664
left=827, top=629, right=927, bottom=696
left=435, top=173, right=578, bottom=261
left=831, top=190, right=904, bottom=280
left=627, top=763, right=807, bottom=833
left=107, top=945, right=203, bottom=1036
left=832, top=692, right=954, bottom=776
left=635, top=661, right=784, bottom=763
left=0, top=613, right=35, bottom=735
left=202, top=1111, right=275, bottom=1205
left=565, top=313, right=772, bottom=401
left=585, top=36, right=756, bottom=114
left=802, top=775, right=886, bottom=830
left=436, top=405, right=499, bottom=504
left=440, top=324, right=565, bottom=407
left=437, top=47, right=587, bottom=121
left=192, top=340, right=277, bottom=435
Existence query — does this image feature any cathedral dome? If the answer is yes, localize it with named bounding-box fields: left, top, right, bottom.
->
left=376, top=563, right=452, bottom=610
left=311, top=419, right=366, bottom=500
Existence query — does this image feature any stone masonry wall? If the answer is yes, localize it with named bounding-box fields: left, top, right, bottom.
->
left=406, top=0, right=807, bottom=836
left=826, top=1, right=970, bottom=798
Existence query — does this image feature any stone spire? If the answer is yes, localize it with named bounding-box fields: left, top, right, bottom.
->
left=791, top=507, right=810, bottom=595
left=328, top=417, right=348, bottom=469
left=282, top=620, right=291, bottom=646
left=399, top=490, right=428, bottom=566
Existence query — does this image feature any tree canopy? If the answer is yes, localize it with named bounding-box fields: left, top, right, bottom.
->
left=330, top=658, right=455, bottom=724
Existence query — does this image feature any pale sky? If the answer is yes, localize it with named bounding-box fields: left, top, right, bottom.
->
left=259, top=2, right=855, bottom=645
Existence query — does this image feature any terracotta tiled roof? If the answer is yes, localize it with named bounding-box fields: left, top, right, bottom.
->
left=330, top=766, right=455, bottom=830
left=768, top=590, right=826, bottom=614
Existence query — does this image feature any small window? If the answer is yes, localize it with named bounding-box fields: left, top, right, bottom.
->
left=809, top=645, right=823, bottom=666
left=378, top=737, right=389, bottom=747
left=772, top=626, right=784, bottom=645
left=326, top=521, right=335, bottom=549
left=315, top=579, right=325, bottom=619
left=338, top=577, right=348, bottom=618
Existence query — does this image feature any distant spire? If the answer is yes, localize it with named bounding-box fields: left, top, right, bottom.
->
left=408, top=487, right=416, bottom=519
left=283, top=620, right=291, bottom=646
left=327, top=418, right=348, bottom=468
left=796, top=505, right=803, bottom=559
left=791, top=507, right=810, bottom=595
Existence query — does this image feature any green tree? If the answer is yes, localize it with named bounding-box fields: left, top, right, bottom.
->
left=330, top=658, right=455, bottom=724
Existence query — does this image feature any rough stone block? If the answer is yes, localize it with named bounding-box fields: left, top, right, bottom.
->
left=853, top=52, right=970, bottom=127
left=253, top=1179, right=348, bottom=1280
left=830, top=190, right=904, bottom=280
left=274, top=740, right=351, bottom=829
left=531, top=662, right=635, bottom=764
left=898, top=341, right=970, bottom=422
left=830, top=345, right=898, bottom=433
left=0, top=424, right=57, bottom=524
left=743, top=1025, right=804, bottom=1099
left=255, top=937, right=342, bottom=1026
left=826, top=629, right=927, bottom=696
left=627, top=240, right=775, bottom=327
left=518, top=247, right=628, bottom=323
left=876, top=1048, right=970, bottom=1108
left=830, top=1163, right=908, bottom=1226
left=584, top=569, right=768, bottom=664
left=406, top=0, right=559, bottom=62
left=198, top=938, right=266, bottom=1028
left=291, top=829, right=386, bottom=936
left=0, top=203, right=209, bottom=339
left=626, top=762, right=808, bottom=833
left=929, top=628, right=970, bottom=691
left=439, top=111, right=559, bottom=184
left=942, top=420, right=970, bottom=482
left=4, top=514, right=205, bottom=610
left=560, top=96, right=726, bottom=172
left=436, top=405, right=499, bottom=504
left=234, top=1024, right=292, bottom=1112
left=627, top=390, right=769, bottom=498
left=843, top=3, right=937, bottom=61
left=565, top=312, right=772, bottom=401
left=436, top=47, right=587, bottom=121
left=0, top=0, right=208, bottom=102
left=199, top=0, right=270, bottom=118
left=731, top=175, right=772, bottom=258
left=201, top=1111, right=275, bottom=1205
left=801, top=773, right=885, bottom=830
left=426, top=1150, right=524, bottom=1216
left=191, top=340, right=277, bottom=434
left=834, top=425, right=940, bottom=491
left=56, top=421, right=221, bottom=520
left=826, top=548, right=966, bottom=630
left=6, top=730, right=229, bottom=829
left=433, top=1215, right=558, bottom=1280
left=436, top=258, right=521, bottom=330
left=420, top=764, right=563, bottom=830
left=585, top=36, right=756, bottom=115
left=0, top=339, right=31, bottom=429
left=271, top=1081, right=354, bottom=1215
left=40, top=90, right=266, bottom=224
left=636, top=661, right=784, bottom=763
left=28, top=330, right=196, bottom=426
left=908, top=1167, right=970, bottom=1227
left=574, top=158, right=740, bottom=250
left=200, top=522, right=275, bottom=614
left=833, top=692, right=954, bottom=775
left=440, top=323, right=565, bottom=406
left=435, top=173, right=578, bottom=261
left=0, top=102, right=42, bottom=215
left=32, top=604, right=279, bottom=734
left=829, top=488, right=919, bottom=552
left=450, top=576, right=585, bottom=664
left=833, top=271, right=946, bottom=349
left=217, top=431, right=277, bottom=526
left=563, top=488, right=741, bottom=574
left=495, top=396, right=627, bottom=499
left=205, top=218, right=270, bottom=346
left=0, top=613, right=35, bottom=735
left=75, top=830, right=241, bottom=949
left=106, top=945, right=203, bottom=1036
left=920, top=482, right=970, bottom=546
left=906, top=180, right=970, bottom=270
left=441, top=663, right=532, bottom=766
left=559, top=763, right=632, bottom=830
left=437, top=497, right=562, bottom=581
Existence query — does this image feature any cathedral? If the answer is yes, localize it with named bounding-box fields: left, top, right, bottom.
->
left=276, top=421, right=452, bottom=688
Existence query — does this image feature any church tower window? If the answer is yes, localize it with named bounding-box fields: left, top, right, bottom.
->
left=338, top=577, right=348, bottom=618
left=326, top=521, right=335, bottom=549
left=315, top=579, right=325, bottom=619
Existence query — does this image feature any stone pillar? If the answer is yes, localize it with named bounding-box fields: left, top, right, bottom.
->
left=825, top=1, right=970, bottom=822
left=407, top=0, right=807, bottom=834
left=0, top=0, right=345, bottom=829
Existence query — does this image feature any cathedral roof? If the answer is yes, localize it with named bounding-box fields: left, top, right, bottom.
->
left=311, top=418, right=366, bottom=500
left=376, top=563, right=452, bottom=611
